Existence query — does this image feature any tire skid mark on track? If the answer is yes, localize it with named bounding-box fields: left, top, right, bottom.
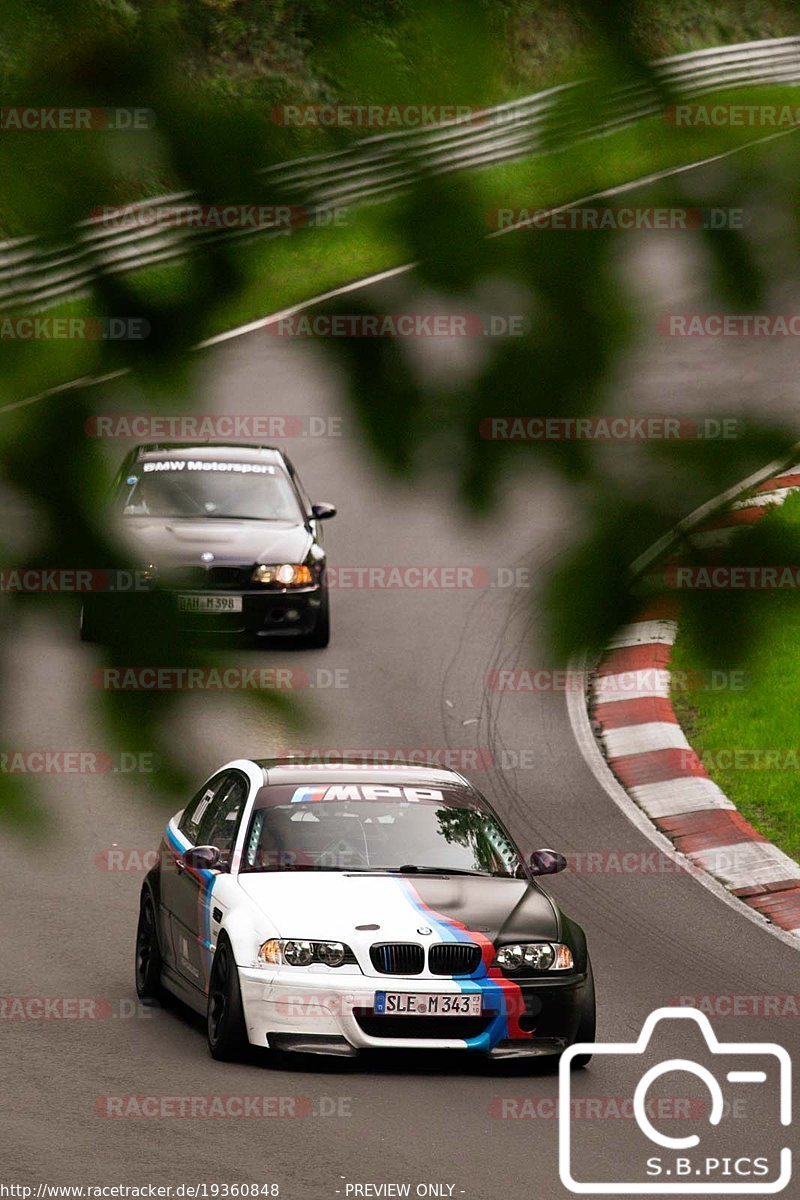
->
left=442, top=571, right=745, bottom=982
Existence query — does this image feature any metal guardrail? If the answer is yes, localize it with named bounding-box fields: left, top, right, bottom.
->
left=2, top=36, right=799, bottom=312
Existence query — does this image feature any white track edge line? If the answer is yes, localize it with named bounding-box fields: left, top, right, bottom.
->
left=487, top=125, right=800, bottom=239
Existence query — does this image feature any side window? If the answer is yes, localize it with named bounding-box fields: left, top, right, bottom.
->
left=198, top=773, right=249, bottom=858
left=178, top=774, right=226, bottom=843
left=243, top=809, right=266, bottom=870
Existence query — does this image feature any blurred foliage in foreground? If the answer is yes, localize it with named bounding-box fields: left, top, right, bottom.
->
left=1, top=0, right=800, bottom=834
left=1, top=0, right=798, bottom=224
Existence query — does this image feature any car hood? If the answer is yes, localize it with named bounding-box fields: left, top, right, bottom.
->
left=236, top=871, right=560, bottom=946
left=118, top=517, right=312, bottom=567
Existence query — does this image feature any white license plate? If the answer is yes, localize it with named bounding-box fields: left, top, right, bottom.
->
left=178, top=594, right=243, bottom=613
left=374, top=992, right=481, bottom=1016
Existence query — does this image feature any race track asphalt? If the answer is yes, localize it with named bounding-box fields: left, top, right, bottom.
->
left=2, top=160, right=799, bottom=1199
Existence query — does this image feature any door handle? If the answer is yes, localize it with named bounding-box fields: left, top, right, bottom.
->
left=175, top=856, right=185, bottom=874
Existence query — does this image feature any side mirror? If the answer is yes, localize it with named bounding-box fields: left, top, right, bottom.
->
left=311, top=502, right=337, bottom=521
left=529, top=848, right=567, bottom=876
left=183, top=845, right=222, bottom=871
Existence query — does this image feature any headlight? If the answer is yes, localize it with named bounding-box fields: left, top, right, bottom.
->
left=257, top=938, right=353, bottom=968
left=494, top=942, right=574, bottom=973
left=495, top=944, right=525, bottom=971
left=315, top=941, right=346, bottom=968
left=251, top=563, right=314, bottom=587
left=283, top=939, right=314, bottom=966
left=523, top=944, right=554, bottom=970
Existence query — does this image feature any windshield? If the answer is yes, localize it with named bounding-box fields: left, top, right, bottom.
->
left=118, top=461, right=303, bottom=521
left=240, top=798, right=523, bottom=877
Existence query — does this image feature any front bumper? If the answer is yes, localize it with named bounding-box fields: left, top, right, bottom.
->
left=239, top=967, right=589, bottom=1057
left=168, top=585, right=323, bottom=638
left=84, top=585, right=324, bottom=639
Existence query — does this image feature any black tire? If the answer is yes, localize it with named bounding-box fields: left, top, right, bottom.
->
left=135, top=893, right=166, bottom=1004
left=301, top=589, right=330, bottom=648
left=207, top=936, right=250, bottom=1062
left=569, top=959, right=596, bottom=1069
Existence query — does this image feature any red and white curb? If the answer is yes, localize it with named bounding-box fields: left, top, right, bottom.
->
left=589, top=468, right=800, bottom=940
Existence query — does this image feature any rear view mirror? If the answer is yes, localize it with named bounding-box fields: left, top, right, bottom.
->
left=183, top=845, right=222, bottom=871
left=529, top=848, right=567, bottom=876
left=311, top=502, right=337, bottom=520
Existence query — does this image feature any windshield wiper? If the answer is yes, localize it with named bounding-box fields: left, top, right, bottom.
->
left=250, top=864, right=502, bottom=876
left=390, top=864, right=491, bottom=876
left=256, top=868, right=379, bottom=878
left=129, top=512, right=286, bottom=521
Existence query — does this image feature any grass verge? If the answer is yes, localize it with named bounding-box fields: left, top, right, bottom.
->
left=671, top=491, right=800, bottom=863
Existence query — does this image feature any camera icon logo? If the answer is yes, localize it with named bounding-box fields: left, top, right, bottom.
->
left=559, top=1007, right=792, bottom=1194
